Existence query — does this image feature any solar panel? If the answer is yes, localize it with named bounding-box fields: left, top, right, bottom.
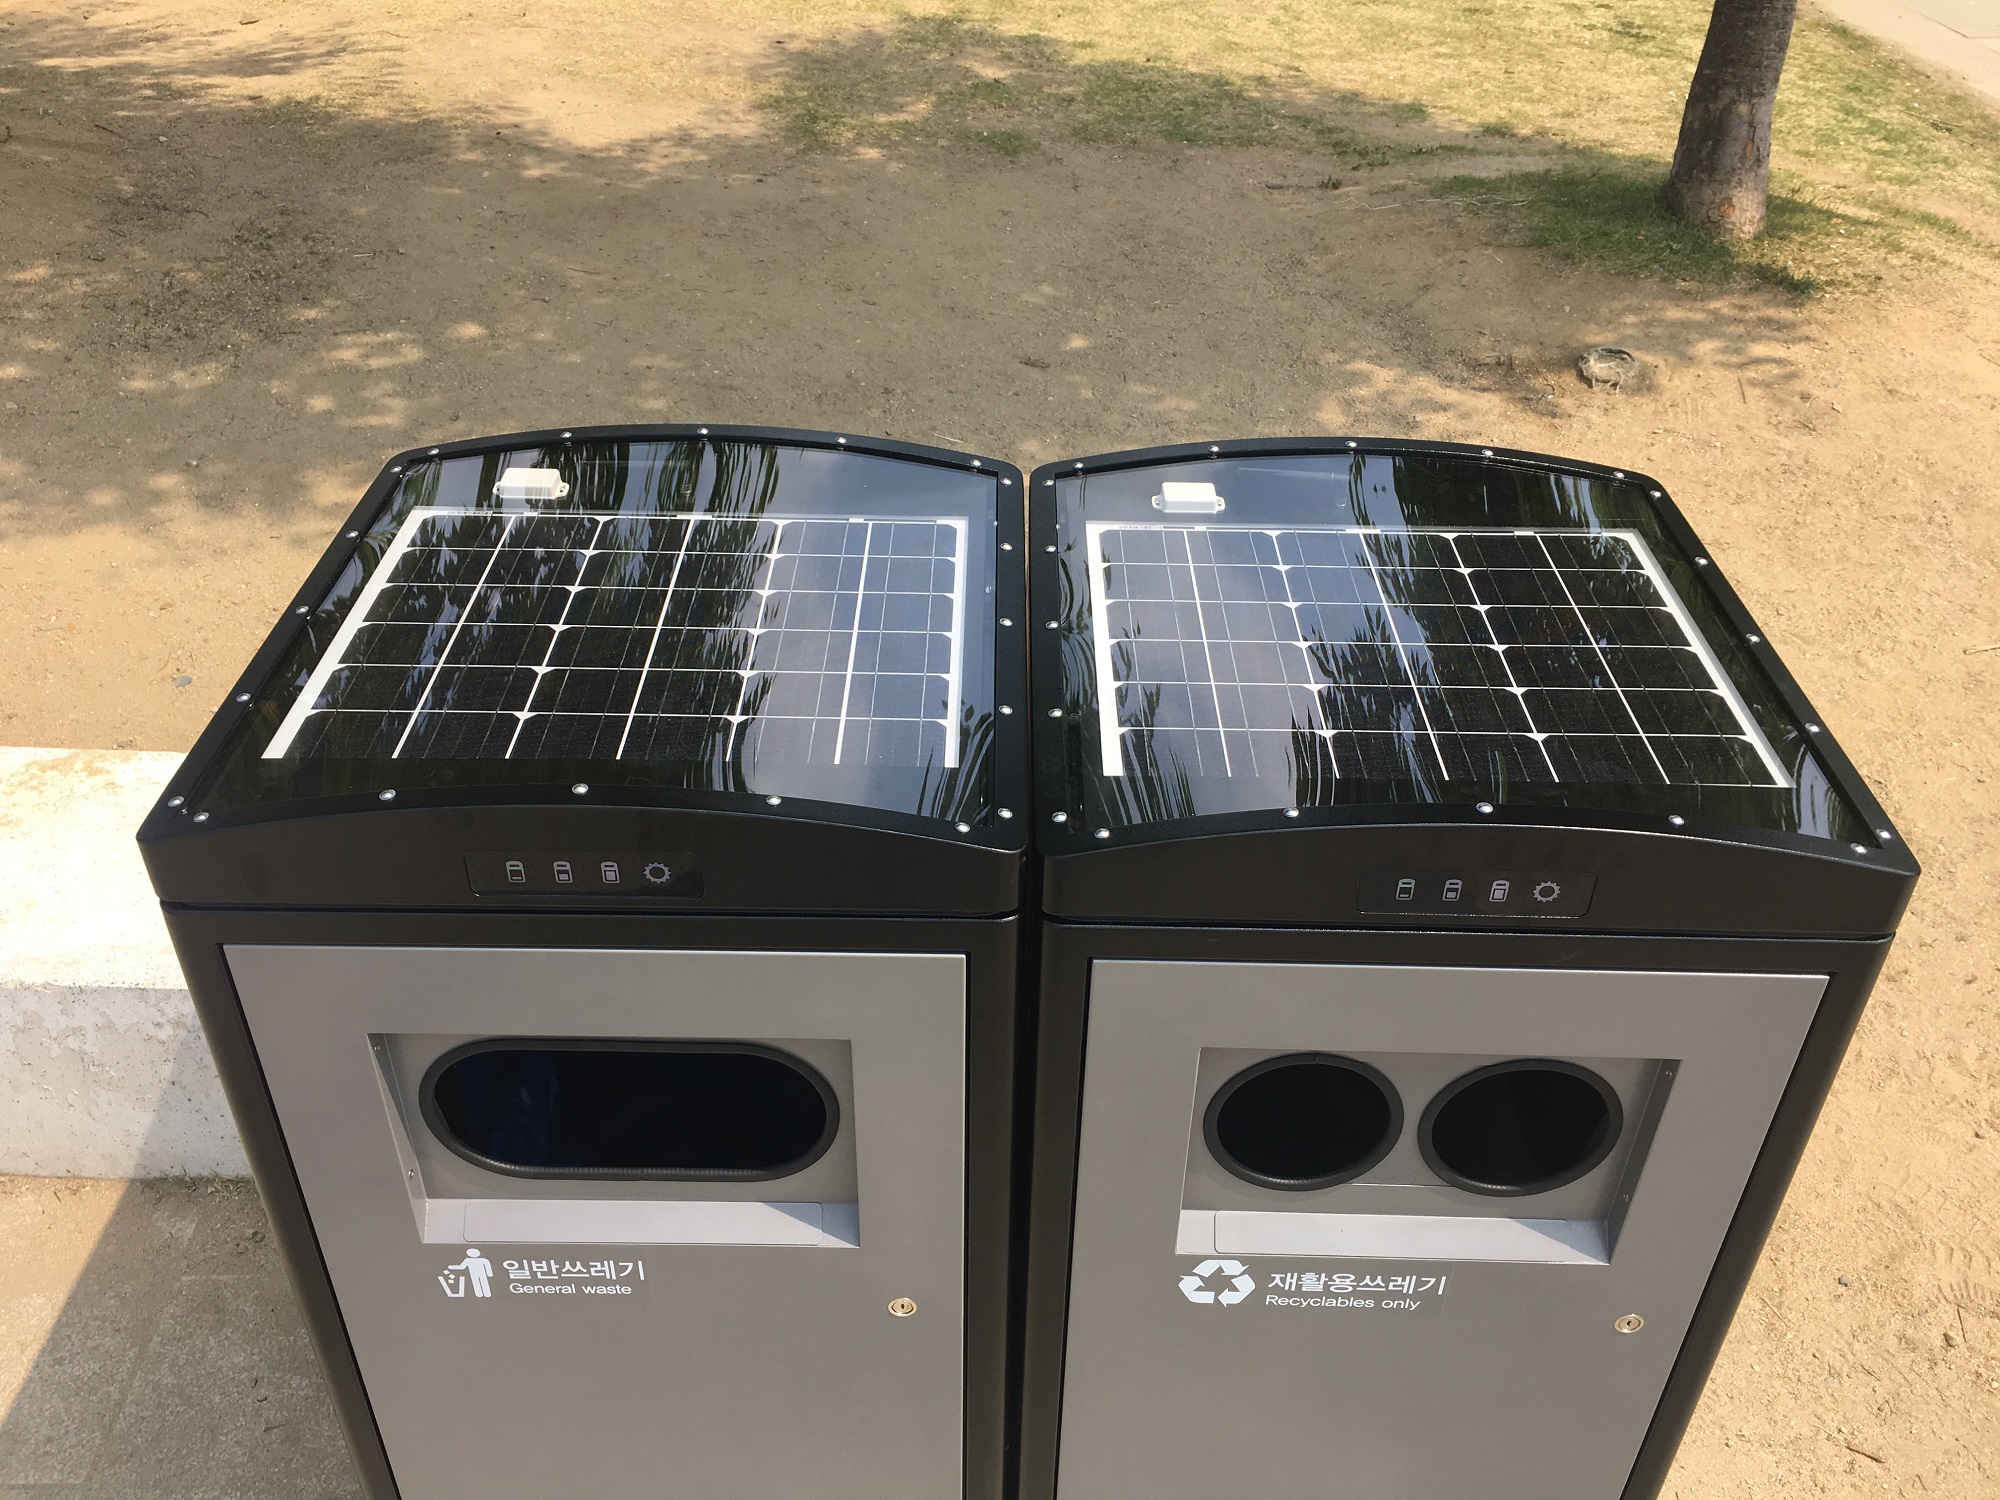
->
left=266, top=504, right=969, bottom=772
left=1085, top=522, right=1789, bottom=790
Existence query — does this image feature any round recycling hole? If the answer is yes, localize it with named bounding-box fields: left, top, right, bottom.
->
left=1204, top=1054, right=1401, bottom=1191
left=1419, top=1060, right=1622, bottom=1196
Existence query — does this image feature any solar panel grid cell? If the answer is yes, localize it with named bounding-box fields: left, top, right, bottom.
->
left=268, top=508, right=967, bottom=771
left=1088, top=523, right=1786, bottom=791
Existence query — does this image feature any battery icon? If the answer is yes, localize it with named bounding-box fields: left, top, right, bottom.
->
left=504, top=860, right=526, bottom=884
left=1442, top=879, right=1463, bottom=901
left=1489, top=879, right=1511, bottom=902
left=1395, top=878, right=1416, bottom=902
left=553, top=860, right=574, bottom=884
left=601, top=861, right=621, bottom=884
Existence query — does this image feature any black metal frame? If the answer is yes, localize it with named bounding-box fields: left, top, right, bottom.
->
left=1015, top=921, right=1892, bottom=1500
left=163, top=904, right=1028, bottom=1500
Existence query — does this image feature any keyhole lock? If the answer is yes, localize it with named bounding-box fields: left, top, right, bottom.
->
left=887, top=1298, right=918, bottom=1318
left=1614, top=1314, right=1645, bottom=1334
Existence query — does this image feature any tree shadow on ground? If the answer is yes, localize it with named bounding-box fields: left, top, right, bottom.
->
left=0, top=9, right=1844, bottom=548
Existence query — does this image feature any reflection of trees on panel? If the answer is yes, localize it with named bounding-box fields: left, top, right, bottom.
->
left=915, top=706, right=996, bottom=824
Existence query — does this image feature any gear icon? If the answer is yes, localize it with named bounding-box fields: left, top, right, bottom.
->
left=643, top=861, right=673, bottom=885
left=1532, top=880, right=1562, bottom=903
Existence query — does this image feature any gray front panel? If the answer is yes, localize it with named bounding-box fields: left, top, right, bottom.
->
left=1056, top=962, right=1825, bottom=1500
left=228, top=946, right=965, bottom=1500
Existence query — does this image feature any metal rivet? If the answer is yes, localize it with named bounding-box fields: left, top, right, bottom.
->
left=295, top=606, right=309, bottom=615
left=390, top=466, right=402, bottom=474
left=429, top=448, right=440, bottom=455
left=1669, top=815, right=1685, bottom=827
left=836, top=437, right=847, bottom=445
left=1209, top=445, right=1220, bottom=453
left=1476, top=801, right=1495, bottom=814
left=1877, top=829, right=1894, bottom=841
left=999, top=705, right=1013, bottom=716
left=1044, top=544, right=1056, bottom=553
left=192, top=811, right=209, bottom=823
left=698, top=427, right=709, bottom=435
left=561, top=431, right=572, bottom=439
left=888, top=1298, right=917, bottom=1317
left=1613, top=470, right=1625, bottom=479
left=1047, top=708, right=1063, bottom=718
left=1805, top=723, right=1821, bottom=734
left=346, top=530, right=360, bottom=539
left=1650, top=489, right=1662, bottom=498
left=1051, top=812, right=1069, bottom=824
left=1615, top=1314, right=1644, bottom=1334
left=1346, top=440, right=1357, bottom=449
left=1073, top=462, right=1083, bottom=470
left=1001, top=542, right=1014, bottom=551
left=571, top=783, right=589, bottom=795
left=1284, top=808, right=1300, bottom=818
left=1850, top=843, right=1869, bottom=855
left=971, top=460, right=982, bottom=468
left=997, top=808, right=1014, bottom=819
left=1000, top=617, right=1014, bottom=627
left=956, top=822, right=971, bottom=834
left=378, top=789, right=396, bottom=802
left=1043, top=479, right=1054, bottom=488
left=1002, top=478, right=1013, bottom=486
left=167, top=795, right=185, bottom=808
left=234, top=692, right=251, bottom=703
left=766, top=795, right=783, bottom=806
left=1694, top=557, right=1709, bottom=567
left=1481, top=448, right=1494, bottom=458
left=1746, top=633, right=1761, bottom=643
left=1094, top=828, right=1110, bottom=840
left=1044, top=620, right=1059, bottom=629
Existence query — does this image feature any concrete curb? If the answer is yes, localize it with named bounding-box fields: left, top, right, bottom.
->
left=0, top=748, right=247, bottom=1177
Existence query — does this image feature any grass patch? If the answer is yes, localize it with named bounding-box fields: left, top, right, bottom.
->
left=1429, top=164, right=1992, bottom=292
left=897, top=0, right=2000, bottom=209
left=1432, top=168, right=1837, bottom=292
left=751, top=0, right=2000, bottom=291
left=1785, top=17, right=2000, bottom=201
left=761, top=15, right=1448, bottom=162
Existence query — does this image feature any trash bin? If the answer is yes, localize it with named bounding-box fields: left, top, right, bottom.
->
left=138, top=426, right=1030, bottom=1500
left=1016, top=439, right=1916, bottom=1500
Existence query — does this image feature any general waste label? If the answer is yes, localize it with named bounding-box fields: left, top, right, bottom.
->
left=437, top=1252, right=648, bottom=1301
left=1177, top=1260, right=1452, bottom=1316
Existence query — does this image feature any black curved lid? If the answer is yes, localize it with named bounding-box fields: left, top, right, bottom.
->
left=1029, top=438, right=1916, bottom=936
left=141, top=426, right=1028, bottom=916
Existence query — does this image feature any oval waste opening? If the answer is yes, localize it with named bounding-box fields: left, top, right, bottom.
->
left=1204, top=1054, right=1401, bottom=1191
left=423, top=1040, right=838, bottom=1181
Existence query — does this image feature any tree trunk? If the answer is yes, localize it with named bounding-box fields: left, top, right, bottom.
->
left=1664, top=0, right=1799, bottom=239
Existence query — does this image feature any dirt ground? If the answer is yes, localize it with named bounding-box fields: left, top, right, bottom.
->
left=1, top=1, right=1997, bottom=1495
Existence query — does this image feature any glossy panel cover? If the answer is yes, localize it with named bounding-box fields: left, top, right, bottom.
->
left=175, top=429, right=1021, bottom=830
left=1034, top=443, right=1880, bottom=844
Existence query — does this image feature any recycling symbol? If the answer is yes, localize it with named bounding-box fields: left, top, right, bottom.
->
left=1178, top=1258, right=1256, bottom=1307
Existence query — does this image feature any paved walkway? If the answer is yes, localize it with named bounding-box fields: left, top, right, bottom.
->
left=1814, top=0, right=2000, bottom=106
left=0, top=1177, right=360, bottom=1499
